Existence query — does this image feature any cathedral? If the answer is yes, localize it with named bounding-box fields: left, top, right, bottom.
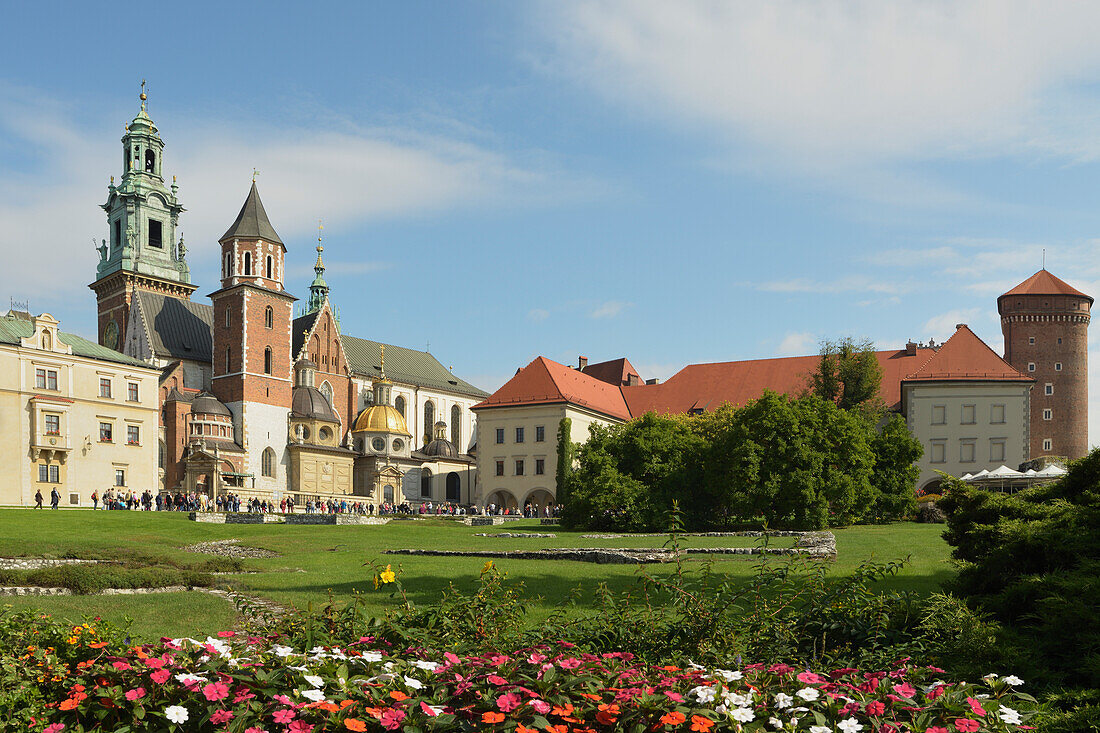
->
left=90, top=89, right=486, bottom=507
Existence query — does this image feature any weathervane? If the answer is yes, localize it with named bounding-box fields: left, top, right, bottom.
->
left=140, top=79, right=147, bottom=111
left=252, top=168, right=259, bottom=183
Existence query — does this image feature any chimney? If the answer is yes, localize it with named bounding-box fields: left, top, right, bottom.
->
left=645, top=378, right=660, bottom=385
left=578, top=356, right=588, bottom=370
left=956, top=323, right=967, bottom=330
left=626, top=374, right=641, bottom=387
left=906, top=340, right=917, bottom=356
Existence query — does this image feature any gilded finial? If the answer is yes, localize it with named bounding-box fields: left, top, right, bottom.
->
left=316, top=219, right=324, bottom=265
left=252, top=168, right=259, bottom=183
left=140, top=79, right=147, bottom=110
left=380, top=344, right=385, bottom=378
left=110, top=175, right=114, bottom=186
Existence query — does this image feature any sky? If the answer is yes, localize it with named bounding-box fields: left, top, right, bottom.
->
left=4, top=1, right=1100, bottom=442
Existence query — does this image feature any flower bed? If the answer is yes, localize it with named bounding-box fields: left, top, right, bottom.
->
left=18, top=625, right=1035, bottom=732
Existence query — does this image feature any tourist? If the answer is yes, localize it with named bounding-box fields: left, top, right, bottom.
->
left=34, top=489, right=43, bottom=509
left=50, top=487, right=60, bottom=510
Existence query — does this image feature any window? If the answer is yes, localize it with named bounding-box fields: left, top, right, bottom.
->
left=35, top=368, right=58, bottom=391
left=265, top=306, right=273, bottom=329
left=1058, top=338, right=1063, bottom=344
left=225, top=347, right=231, bottom=373
left=1043, top=438, right=1053, bottom=451
left=535, top=458, right=545, bottom=475
left=224, top=307, right=231, bottom=327
left=421, top=468, right=432, bottom=498
left=261, top=448, right=276, bottom=478
left=931, top=405, right=946, bottom=425
left=225, top=252, right=233, bottom=277
left=1055, top=362, right=1062, bottom=371
left=114, top=469, right=126, bottom=487
left=1028, top=336, right=1035, bottom=345
left=127, top=382, right=139, bottom=402
left=264, top=347, right=273, bottom=375
left=1043, top=408, right=1053, bottom=420
left=535, top=425, right=545, bottom=442
left=516, top=427, right=525, bottom=443
left=515, top=459, right=525, bottom=476
left=991, top=404, right=1006, bottom=424
left=148, top=219, right=163, bottom=248
left=495, top=428, right=504, bottom=444
left=495, top=460, right=504, bottom=477
left=1028, top=363, right=1036, bottom=372
left=451, top=404, right=462, bottom=448
left=990, top=440, right=1006, bottom=463
left=266, top=255, right=273, bottom=279
left=930, top=440, right=946, bottom=464
left=44, top=414, right=59, bottom=435
left=127, top=425, right=140, bottom=445
left=394, top=395, right=406, bottom=417
left=99, top=378, right=112, bottom=398
left=38, top=464, right=59, bottom=483
left=960, top=440, right=976, bottom=463
left=145, top=148, right=156, bottom=173
left=423, top=401, right=435, bottom=441
left=319, top=381, right=333, bottom=407
left=114, top=219, right=121, bottom=250
left=99, top=422, right=113, bottom=443
left=243, top=251, right=252, bottom=276
left=961, top=405, right=976, bottom=424
left=1045, top=383, right=1054, bottom=395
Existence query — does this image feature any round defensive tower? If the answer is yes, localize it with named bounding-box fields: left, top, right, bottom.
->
left=998, top=269, right=1092, bottom=460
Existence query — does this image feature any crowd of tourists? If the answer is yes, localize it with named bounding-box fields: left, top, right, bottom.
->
left=485, top=502, right=562, bottom=518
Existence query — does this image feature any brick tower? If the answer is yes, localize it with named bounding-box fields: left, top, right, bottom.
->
left=209, top=181, right=296, bottom=492
left=90, top=84, right=195, bottom=350
left=998, top=269, right=1092, bottom=460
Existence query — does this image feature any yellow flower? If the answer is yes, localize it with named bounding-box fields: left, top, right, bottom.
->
left=66, top=636, right=78, bottom=645
left=379, top=564, right=396, bottom=584
left=481, top=560, right=494, bottom=574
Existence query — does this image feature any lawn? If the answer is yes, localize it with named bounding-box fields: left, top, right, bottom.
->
left=0, top=509, right=953, bottom=641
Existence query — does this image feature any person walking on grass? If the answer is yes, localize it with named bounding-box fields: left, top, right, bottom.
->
left=91, top=490, right=98, bottom=510
left=50, top=487, right=60, bottom=509
left=34, top=489, right=43, bottom=508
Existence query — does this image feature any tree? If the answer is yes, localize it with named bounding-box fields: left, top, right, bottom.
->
left=809, top=337, right=884, bottom=413
left=868, top=414, right=922, bottom=521
left=555, top=417, right=574, bottom=505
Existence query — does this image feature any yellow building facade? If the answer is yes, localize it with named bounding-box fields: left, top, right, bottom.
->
left=0, top=310, right=161, bottom=507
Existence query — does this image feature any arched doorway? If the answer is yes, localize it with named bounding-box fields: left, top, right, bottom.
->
left=918, top=479, right=944, bottom=497
left=446, top=472, right=460, bottom=502
left=420, top=469, right=432, bottom=499
left=485, top=490, right=518, bottom=512
left=525, top=489, right=555, bottom=516
left=383, top=484, right=395, bottom=503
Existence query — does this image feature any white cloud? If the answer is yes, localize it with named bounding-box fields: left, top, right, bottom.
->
left=776, top=331, right=816, bottom=357
left=920, top=308, right=986, bottom=342
left=527, top=308, right=550, bottom=321
left=757, top=275, right=906, bottom=295
left=543, top=1, right=1100, bottom=171
left=589, top=300, right=631, bottom=318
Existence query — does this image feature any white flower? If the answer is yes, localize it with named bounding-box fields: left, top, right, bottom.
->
left=689, top=662, right=706, bottom=671
left=404, top=675, right=424, bottom=690
left=796, top=687, right=820, bottom=702
left=288, top=665, right=308, bottom=672
left=975, top=693, right=990, bottom=699
left=165, top=705, right=189, bottom=724
left=716, top=669, right=743, bottom=682
left=999, top=706, right=1023, bottom=725
left=198, top=655, right=210, bottom=663
left=414, top=660, right=439, bottom=671
left=423, top=703, right=445, bottom=716
left=1002, top=675, right=1024, bottom=686
left=773, top=692, right=793, bottom=709
left=769, top=717, right=783, bottom=729
left=730, top=707, right=755, bottom=723
left=838, top=718, right=863, bottom=733
left=174, top=673, right=206, bottom=685
left=983, top=673, right=999, bottom=680
left=310, top=645, right=326, bottom=654
left=300, top=688, right=326, bottom=702
left=810, top=727, right=833, bottom=733
left=383, top=661, right=395, bottom=672
left=724, top=691, right=752, bottom=707
left=272, top=645, right=294, bottom=657
left=362, top=651, right=383, bottom=662
left=691, top=685, right=717, bottom=704
left=304, top=674, right=324, bottom=688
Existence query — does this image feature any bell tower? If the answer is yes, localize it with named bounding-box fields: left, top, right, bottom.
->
left=90, top=82, right=195, bottom=350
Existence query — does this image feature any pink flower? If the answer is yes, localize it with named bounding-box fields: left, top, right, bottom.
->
left=486, top=675, right=509, bottom=686
left=797, top=672, right=826, bottom=684
left=210, top=709, right=234, bottom=724
left=489, top=655, right=511, bottom=666
left=558, top=658, right=582, bottom=670
left=217, top=631, right=235, bottom=638
left=927, top=728, right=949, bottom=733
left=245, top=728, right=269, bottom=733
left=531, top=699, right=551, bottom=714
left=288, top=722, right=314, bottom=733
left=273, top=695, right=293, bottom=706
left=124, top=687, right=146, bottom=701
left=380, top=708, right=406, bottom=730
left=954, top=720, right=981, bottom=733
left=150, top=669, right=170, bottom=684
left=145, top=658, right=165, bottom=669
left=273, top=708, right=296, bottom=724
left=234, top=688, right=257, bottom=703
left=444, top=652, right=460, bottom=664
left=664, top=692, right=684, bottom=702
left=203, top=682, right=230, bottom=701
left=893, top=683, right=916, bottom=698
left=769, top=663, right=794, bottom=674
left=44, top=725, right=65, bottom=733
left=527, top=653, right=547, bottom=665
left=496, top=693, right=521, bottom=712
left=111, top=661, right=132, bottom=671
left=420, top=701, right=440, bottom=717
left=966, top=697, right=987, bottom=717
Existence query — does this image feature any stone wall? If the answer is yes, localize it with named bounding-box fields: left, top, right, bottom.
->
left=0, top=558, right=97, bottom=570
left=285, top=514, right=390, bottom=525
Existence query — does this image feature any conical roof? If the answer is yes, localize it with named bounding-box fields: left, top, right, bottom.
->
left=999, top=269, right=1092, bottom=303
left=220, top=181, right=283, bottom=246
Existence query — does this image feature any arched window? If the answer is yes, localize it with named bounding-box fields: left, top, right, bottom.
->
left=264, top=306, right=273, bottom=329
left=451, top=404, right=461, bottom=448
left=421, top=468, right=432, bottom=499
left=159, top=440, right=166, bottom=469
left=264, top=347, right=273, bottom=375
left=225, top=252, right=233, bottom=277
left=225, top=347, right=231, bottom=373
left=243, top=251, right=252, bottom=276
left=145, top=149, right=156, bottom=173
left=423, top=401, right=435, bottom=444
left=261, top=448, right=276, bottom=478
left=266, top=255, right=273, bottom=279
left=394, top=395, right=405, bottom=417
left=319, top=380, right=333, bottom=406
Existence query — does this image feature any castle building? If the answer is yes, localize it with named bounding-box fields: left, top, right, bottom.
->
left=91, top=90, right=486, bottom=505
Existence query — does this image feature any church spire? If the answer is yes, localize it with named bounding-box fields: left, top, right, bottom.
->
left=307, top=219, right=329, bottom=314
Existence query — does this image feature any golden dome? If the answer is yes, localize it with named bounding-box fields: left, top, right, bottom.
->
left=353, top=404, right=411, bottom=435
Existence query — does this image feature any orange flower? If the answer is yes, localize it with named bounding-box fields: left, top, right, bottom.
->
left=660, top=711, right=687, bottom=726
left=551, top=704, right=575, bottom=716
left=88, top=642, right=108, bottom=649
left=482, top=711, right=506, bottom=724
left=596, top=702, right=620, bottom=725
left=317, top=702, right=340, bottom=713
left=389, top=691, right=409, bottom=702
left=516, top=726, right=539, bottom=733
left=59, top=699, right=79, bottom=711
left=579, top=693, right=601, bottom=701
left=690, top=715, right=715, bottom=732
left=340, top=699, right=356, bottom=709
left=545, top=726, right=567, bottom=733
left=344, top=720, right=367, bottom=732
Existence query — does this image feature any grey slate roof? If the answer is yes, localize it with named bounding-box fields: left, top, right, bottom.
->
left=134, top=291, right=213, bottom=363
left=0, top=312, right=151, bottom=368
left=220, top=181, right=284, bottom=245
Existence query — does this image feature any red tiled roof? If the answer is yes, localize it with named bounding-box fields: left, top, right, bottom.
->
left=903, top=324, right=1031, bottom=382
left=473, top=356, right=632, bottom=421
left=621, top=347, right=936, bottom=415
left=582, top=357, right=643, bottom=386
left=1000, top=269, right=1092, bottom=302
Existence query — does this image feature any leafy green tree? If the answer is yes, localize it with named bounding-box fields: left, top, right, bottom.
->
left=809, top=337, right=884, bottom=413
left=868, top=414, right=923, bottom=521
left=555, top=417, right=574, bottom=505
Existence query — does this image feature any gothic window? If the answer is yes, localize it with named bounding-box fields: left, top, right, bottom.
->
left=144, top=149, right=156, bottom=173
left=421, top=468, right=432, bottom=499
left=423, top=401, right=435, bottom=444
left=225, top=252, right=233, bottom=277
left=266, top=255, right=273, bottom=279
left=148, top=220, right=163, bottom=248
left=225, top=347, right=231, bottom=373
left=264, top=347, right=273, bottom=375
left=451, top=404, right=461, bottom=448
left=394, top=395, right=405, bottom=417
left=224, top=307, right=231, bottom=328
left=320, top=380, right=333, bottom=407
left=265, top=306, right=273, bottom=329
left=243, top=251, right=252, bottom=276
left=261, top=448, right=276, bottom=478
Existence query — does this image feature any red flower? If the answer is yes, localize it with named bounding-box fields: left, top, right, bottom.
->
left=481, top=711, right=505, bottom=724
left=690, top=715, right=715, bottom=731
left=124, top=687, right=145, bottom=701
left=660, top=711, right=687, bottom=726
left=497, top=693, right=522, bottom=712
left=380, top=709, right=406, bottom=731
left=797, top=672, right=826, bottom=684
left=865, top=701, right=886, bottom=716
left=150, top=669, right=170, bottom=684
left=954, top=720, right=981, bottom=733
left=202, top=681, right=229, bottom=701
left=272, top=708, right=296, bottom=724
left=926, top=728, right=949, bottom=733
left=966, top=697, right=987, bottom=717
left=288, top=722, right=314, bottom=733
left=210, top=709, right=234, bottom=724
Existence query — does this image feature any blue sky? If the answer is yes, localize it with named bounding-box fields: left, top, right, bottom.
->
left=5, top=2, right=1100, bottom=441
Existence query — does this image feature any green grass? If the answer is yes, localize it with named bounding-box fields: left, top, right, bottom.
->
left=0, top=509, right=954, bottom=641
